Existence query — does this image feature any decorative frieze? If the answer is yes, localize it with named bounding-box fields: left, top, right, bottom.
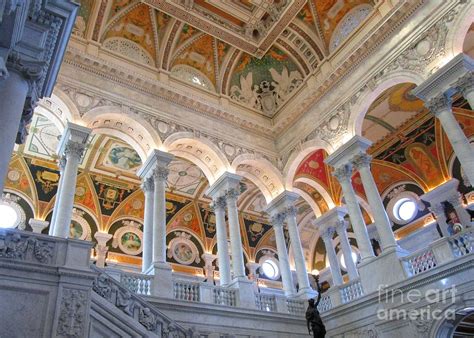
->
left=0, top=231, right=54, bottom=264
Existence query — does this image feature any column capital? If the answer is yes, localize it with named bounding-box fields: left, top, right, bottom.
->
left=210, top=196, right=227, bottom=211
left=286, top=205, right=297, bottom=218
left=453, top=72, right=474, bottom=96
left=352, top=152, right=372, bottom=170
left=153, top=166, right=169, bottom=182
left=64, top=140, right=86, bottom=161
left=141, top=176, right=154, bottom=192
left=425, top=94, right=452, bottom=116
left=271, top=212, right=286, bottom=227
left=225, top=187, right=240, bottom=201
left=332, top=164, right=353, bottom=182
left=334, top=220, right=349, bottom=234
left=137, top=149, right=174, bottom=179
left=320, top=226, right=336, bottom=243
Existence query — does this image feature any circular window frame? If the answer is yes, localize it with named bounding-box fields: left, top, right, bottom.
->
left=387, top=191, right=421, bottom=225
left=258, top=255, right=281, bottom=281
left=0, top=197, right=26, bottom=230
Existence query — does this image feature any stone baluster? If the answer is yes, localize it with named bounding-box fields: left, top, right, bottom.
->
left=352, top=152, right=398, bottom=251
left=211, top=196, right=232, bottom=286
left=52, top=123, right=91, bottom=238
left=140, top=177, right=154, bottom=273
left=333, top=165, right=375, bottom=261
left=271, top=212, right=296, bottom=296
left=320, top=226, right=343, bottom=286
left=286, top=206, right=312, bottom=295
left=94, top=232, right=112, bottom=269
left=225, top=188, right=246, bottom=279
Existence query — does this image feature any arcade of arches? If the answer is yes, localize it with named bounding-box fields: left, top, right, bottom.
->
left=0, top=0, right=473, bottom=337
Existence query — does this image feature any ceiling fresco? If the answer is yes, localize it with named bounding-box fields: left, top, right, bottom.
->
left=71, top=0, right=375, bottom=117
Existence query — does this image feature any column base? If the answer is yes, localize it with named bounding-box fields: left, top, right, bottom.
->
left=229, top=277, right=257, bottom=309
left=146, top=262, right=173, bottom=298
left=295, top=287, right=317, bottom=300
left=358, top=248, right=406, bottom=295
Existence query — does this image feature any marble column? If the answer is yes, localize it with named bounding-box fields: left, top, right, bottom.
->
left=426, top=95, right=474, bottom=185
left=271, top=213, right=296, bottom=296
left=212, top=196, right=232, bottom=286
left=49, top=156, right=66, bottom=236
left=202, top=253, right=217, bottom=284
left=320, top=226, right=343, bottom=286
left=335, top=220, right=359, bottom=281
left=152, top=166, right=169, bottom=265
left=225, top=188, right=246, bottom=279
left=141, top=177, right=154, bottom=273
left=52, top=124, right=91, bottom=238
left=94, top=232, right=112, bottom=269
left=286, top=206, right=311, bottom=293
left=352, top=152, right=398, bottom=251
left=0, top=70, right=29, bottom=195
left=333, top=165, right=375, bottom=261
left=447, top=193, right=472, bottom=227
left=428, top=203, right=450, bottom=237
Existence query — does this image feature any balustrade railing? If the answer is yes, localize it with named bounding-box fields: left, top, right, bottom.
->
left=121, top=272, right=152, bottom=296
left=402, top=247, right=438, bottom=277
left=449, top=228, right=474, bottom=257
left=286, top=298, right=305, bottom=316
left=317, top=293, right=333, bottom=313
left=340, top=279, right=364, bottom=304
left=173, top=281, right=200, bottom=302
left=255, top=293, right=277, bottom=312
left=213, top=287, right=237, bottom=307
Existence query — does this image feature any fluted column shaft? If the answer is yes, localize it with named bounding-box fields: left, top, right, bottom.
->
left=141, top=177, right=154, bottom=272
left=286, top=207, right=311, bottom=292
left=427, top=95, right=474, bottom=184
left=353, top=153, right=397, bottom=251
left=53, top=142, right=85, bottom=238
left=152, top=166, right=168, bottom=264
left=213, top=197, right=232, bottom=286
left=334, top=165, right=375, bottom=261
left=321, top=227, right=343, bottom=286
left=272, top=213, right=296, bottom=296
left=225, top=189, right=246, bottom=279
left=49, top=156, right=66, bottom=236
left=335, top=221, right=359, bottom=280
left=0, top=71, right=28, bottom=195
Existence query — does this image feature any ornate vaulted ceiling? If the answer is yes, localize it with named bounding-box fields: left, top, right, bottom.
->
left=72, top=0, right=375, bottom=118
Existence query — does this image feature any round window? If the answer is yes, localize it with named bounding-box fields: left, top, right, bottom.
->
left=340, top=251, right=358, bottom=270
left=0, top=204, right=19, bottom=229
left=261, top=259, right=279, bottom=280
left=394, top=198, right=417, bottom=222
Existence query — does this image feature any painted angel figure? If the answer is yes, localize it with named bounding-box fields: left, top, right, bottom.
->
left=230, top=73, right=261, bottom=109
left=269, top=67, right=302, bottom=104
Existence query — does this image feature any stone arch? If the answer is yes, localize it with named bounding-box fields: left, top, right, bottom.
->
left=36, top=92, right=79, bottom=131
left=291, top=187, right=321, bottom=218
left=445, top=1, right=474, bottom=57
left=293, top=177, right=335, bottom=210
left=81, top=107, right=162, bottom=162
left=164, top=132, right=231, bottom=185
left=231, top=154, right=285, bottom=203
left=349, top=72, right=425, bottom=137
left=50, top=88, right=81, bottom=122
left=283, top=139, right=334, bottom=190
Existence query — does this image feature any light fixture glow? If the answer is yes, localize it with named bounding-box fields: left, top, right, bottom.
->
left=0, top=204, right=18, bottom=229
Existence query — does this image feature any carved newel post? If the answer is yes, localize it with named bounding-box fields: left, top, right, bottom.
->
left=94, top=232, right=112, bottom=268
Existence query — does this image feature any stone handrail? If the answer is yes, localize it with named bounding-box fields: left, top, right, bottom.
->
left=286, top=298, right=306, bottom=316
left=255, top=293, right=277, bottom=312
left=340, top=279, right=364, bottom=304
left=121, top=272, right=153, bottom=296
left=91, top=266, right=190, bottom=337
left=173, top=280, right=200, bottom=302
left=401, top=246, right=438, bottom=277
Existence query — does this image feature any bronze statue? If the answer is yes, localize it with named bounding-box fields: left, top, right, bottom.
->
left=306, top=275, right=326, bottom=338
